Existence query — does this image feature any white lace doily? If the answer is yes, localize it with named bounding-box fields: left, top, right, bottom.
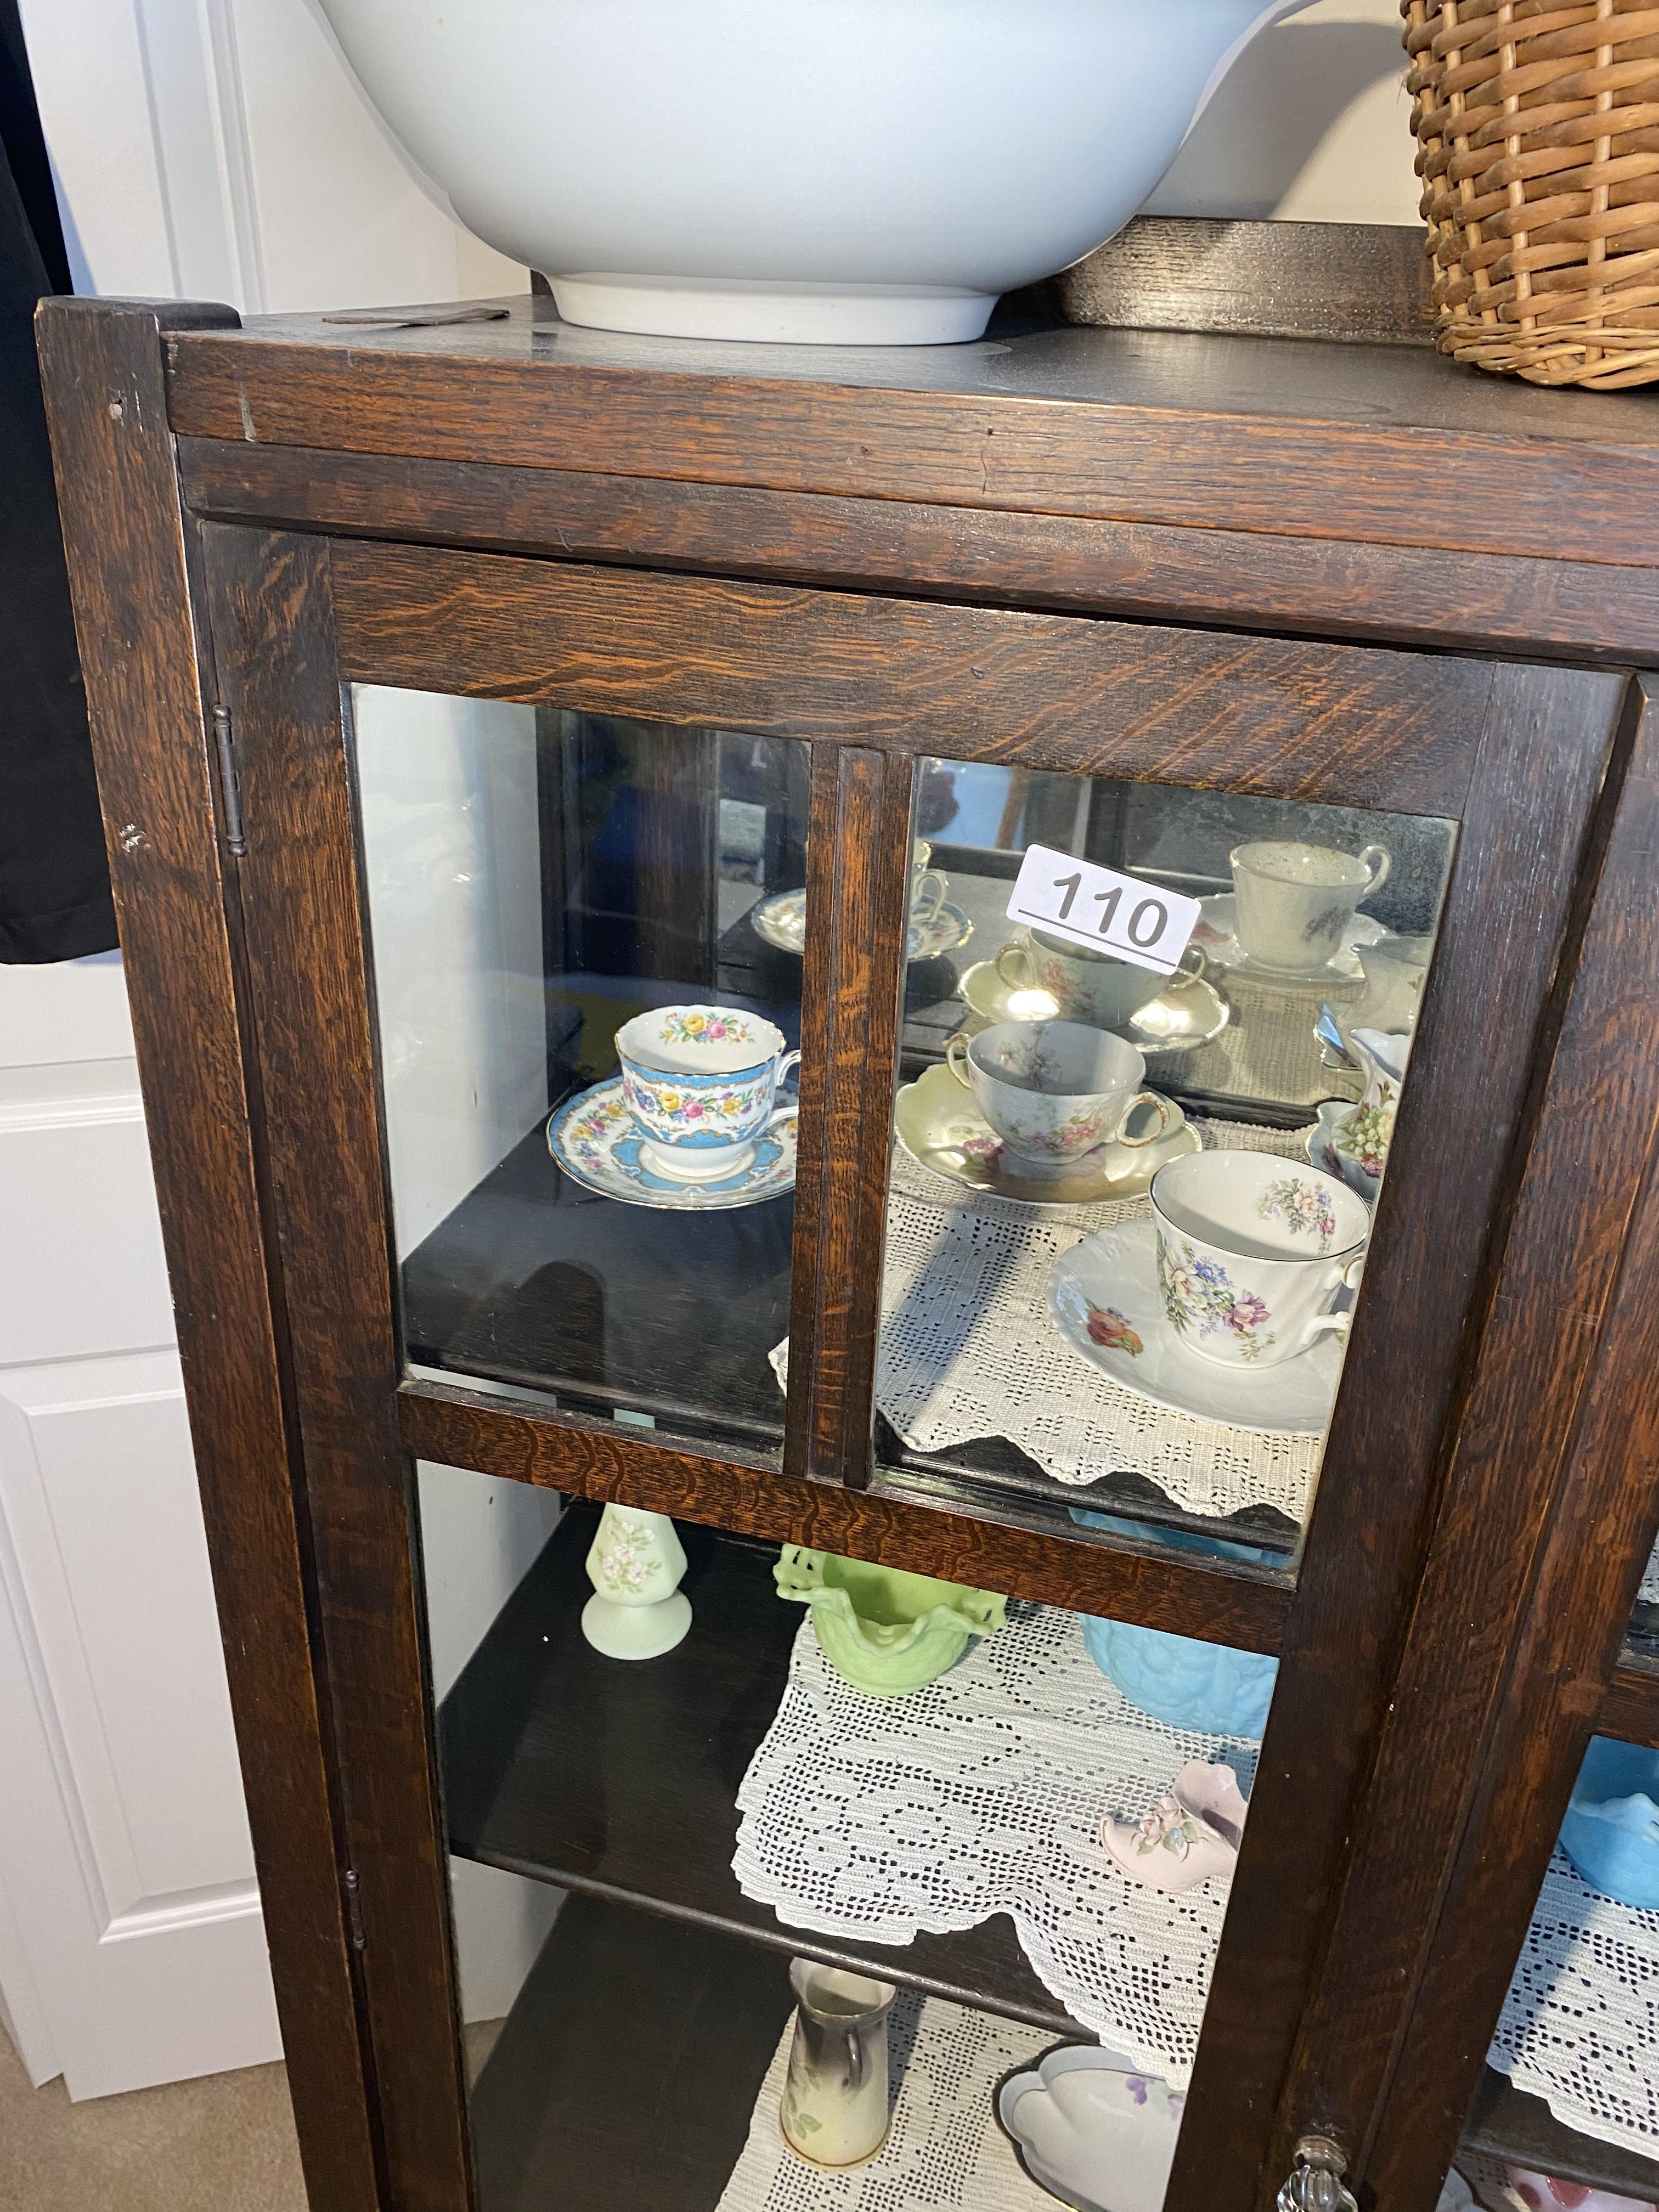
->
left=774, top=1124, right=1324, bottom=1526
left=1489, top=1846, right=1659, bottom=2160
left=1639, top=1532, right=1659, bottom=1609
left=735, top=1603, right=1259, bottom=2087
left=715, top=1992, right=1069, bottom=2212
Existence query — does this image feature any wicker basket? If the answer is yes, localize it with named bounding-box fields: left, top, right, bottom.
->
left=1402, top=0, right=1659, bottom=387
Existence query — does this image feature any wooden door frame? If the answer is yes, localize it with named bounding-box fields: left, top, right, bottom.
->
left=189, top=503, right=1631, bottom=2212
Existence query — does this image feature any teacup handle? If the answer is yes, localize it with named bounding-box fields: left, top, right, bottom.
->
left=911, top=868, right=948, bottom=924
left=766, top=1049, right=803, bottom=1131
left=994, top=940, right=1035, bottom=991
left=1301, top=1253, right=1367, bottom=1350
left=1359, top=844, right=1391, bottom=894
left=1167, top=943, right=1207, bottom=994
left=1113, top=1090, right=1170, bottom=1150
left=945, top=1033, right=975, bottom=1090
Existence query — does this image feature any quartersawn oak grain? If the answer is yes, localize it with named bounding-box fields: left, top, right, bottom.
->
left=784, top=746, right=913, bottom=1487
left=200, top=524, right=471, bottom=2212
left=1355, top=683, right=1659, bottom=2210
left=161, top=304, right=1659, bottom=566
left=176, top=437, right=1659, bottom=667
left=326, top=541, right=1492, bottom=820
left=397, top=1378, right=1292, bottom=1656
left=35, top=300, right=382, bottom=2212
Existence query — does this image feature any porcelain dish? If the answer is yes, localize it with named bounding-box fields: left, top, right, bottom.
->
left=1305, top=1101, right=1381, bottom=1205
left=315, top=0, right=1317, bottom=346
left=1048, top=1219, right=1343, bottom=1435
left=752, top=886, right=972, bottom=963
left=1196, top=894, right=1386, bottom=988
left=958, top=959, right=1231, bottom=1056
left=548, top=1077, right=796, bottom=1209
left=895, top=1064, right=1198, bottom=1206
left=997, top=2044, right=1184, bottom=2212
left=774, top=1547, right=1006, bottom=1696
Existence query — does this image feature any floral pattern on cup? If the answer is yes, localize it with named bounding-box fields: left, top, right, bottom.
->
left=1256, top=1176, right=1338, bottom=1251
left=1086, top=1303, right=1144, bottom=1356
left=660, top=1008, right=755, bottom=1048
left=621, top=1067, right=771, bottom=1130
left=1158, top=1230, right=1277, bottom=1362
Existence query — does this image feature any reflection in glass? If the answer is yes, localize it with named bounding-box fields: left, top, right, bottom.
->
left=352, top=689, right=810, bottom=1456
left=882, top=763, right=1457, bottom=1573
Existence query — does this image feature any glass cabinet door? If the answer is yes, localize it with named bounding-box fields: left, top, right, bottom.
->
left=207, top=529, right=1628, bottom=2212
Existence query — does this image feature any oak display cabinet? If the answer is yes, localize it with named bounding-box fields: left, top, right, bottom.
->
left=36, top=227, right=1659, bottom=2212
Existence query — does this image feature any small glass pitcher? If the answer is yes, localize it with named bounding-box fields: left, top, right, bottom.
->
left=780, top=1960, right=896, bottom=2168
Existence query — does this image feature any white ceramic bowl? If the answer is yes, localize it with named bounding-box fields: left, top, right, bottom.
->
left=315, top=0, right=1314, bottom=344
left=998, top=2045, right=1184, bottom=2212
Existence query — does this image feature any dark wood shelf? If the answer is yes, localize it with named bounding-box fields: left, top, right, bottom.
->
left=438, top=1500, right=1082, bottom=2034
left=1463, top=2068, right=1659, bottom=2199
left=469, top=1888, right=795, bottom=2212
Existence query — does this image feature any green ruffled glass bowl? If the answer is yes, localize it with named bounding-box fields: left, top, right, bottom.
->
left=775, top=1547, right=1007, bottom=1696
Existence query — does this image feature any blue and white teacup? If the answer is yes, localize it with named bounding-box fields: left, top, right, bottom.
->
left=1149, top=1150, right=1369, bottom=1369
left=616, top=1005, right=800, bottom=1183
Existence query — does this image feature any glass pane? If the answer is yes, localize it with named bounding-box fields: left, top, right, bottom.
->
left=352, top=689, right=811, bottom=1459
left=1454, top=1732, right=1659, bottom=2207
left=422, top=1462, right=1287, bottom=2209
left=884, top=764, right=1457, bottom=1573
left=1627, top=1534, right=1659, bottom=1657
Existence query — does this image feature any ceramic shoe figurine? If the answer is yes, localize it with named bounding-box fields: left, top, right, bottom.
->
left=1102, top=1760, right=1248, bottom=1893
left=580, top=1503, right=692, bottom=1660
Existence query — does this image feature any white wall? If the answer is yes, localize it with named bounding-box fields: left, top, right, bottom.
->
left=1150, top=0, right=1419, bottom=226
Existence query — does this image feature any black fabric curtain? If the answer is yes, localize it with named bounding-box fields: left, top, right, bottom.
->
left=0, top=0, right=116, bottom=962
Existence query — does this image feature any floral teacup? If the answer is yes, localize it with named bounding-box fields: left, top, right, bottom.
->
left=616, top=1004, right=799, bottom=1183
left=944, top=1020, right=1167, bottom=1178
left=1150, top=1150, right=1369, bottom=1369
left=994, top=926, right=1206, bottom=1032
left=1229, top=839, right=1390, bottom=974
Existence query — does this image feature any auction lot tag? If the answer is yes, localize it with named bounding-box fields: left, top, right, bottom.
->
left=1005, top=845, right=1202, bottom=977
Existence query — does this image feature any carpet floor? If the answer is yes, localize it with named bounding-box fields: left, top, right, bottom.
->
left=0, top=2022, right=503, bottom=2209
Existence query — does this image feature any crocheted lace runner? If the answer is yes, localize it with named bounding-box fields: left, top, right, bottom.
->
left=734, top=1603, right=1260, bottom=2088
left=774, top=1124, right=1324, bottom=1526
left=1488, top=1846, right=1659, bottom=2160
left=714, top=1992, right=1070, bottom=2212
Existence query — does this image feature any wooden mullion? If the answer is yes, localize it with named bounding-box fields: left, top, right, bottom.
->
left=325, top=540, right=1491, bottom=820
left=397, top=1379, right=1290, bottom=1654
left=200, top=524, right=472, bottom=2212
left=785, top=747, right=912, bottom=1486
left=35, top=303, right=384, bottom=2212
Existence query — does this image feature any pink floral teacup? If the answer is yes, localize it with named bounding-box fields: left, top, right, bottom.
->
left=944, top=1020, right=1167, bottom=1178
left=1150, top=1151, right=1368, bottom=1369
left=616, top=1005, right=799, bottom=1183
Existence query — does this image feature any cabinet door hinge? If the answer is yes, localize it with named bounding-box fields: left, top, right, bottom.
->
left=343, top=1867, right=366, bottom=1952
left=211, top=704, right=247, bottom=856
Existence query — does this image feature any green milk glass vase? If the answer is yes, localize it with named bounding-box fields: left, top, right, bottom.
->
left=774, top=1547, right=1007, bottom=1696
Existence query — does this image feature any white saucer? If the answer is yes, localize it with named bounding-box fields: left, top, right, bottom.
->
left=547, top=1077, right=795, bottom=1210
left=753, top=887, right=973, bottom=962
left=895, top=1065, right=1198, bottom=1206
left=957, top=961, right=1231, bottom=1056
left=1047, top=1218, right=1343, bottom=1435
left=1196, top=895, right=1385, bottom=989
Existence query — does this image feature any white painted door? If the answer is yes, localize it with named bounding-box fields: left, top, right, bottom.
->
left=0, top=958, right=281, bottom=2096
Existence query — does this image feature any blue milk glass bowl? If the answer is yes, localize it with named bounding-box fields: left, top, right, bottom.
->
left=1069, top=1514, right=1279, bottom=1739
left=1560, top=1737, right=1659, bottom=1908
